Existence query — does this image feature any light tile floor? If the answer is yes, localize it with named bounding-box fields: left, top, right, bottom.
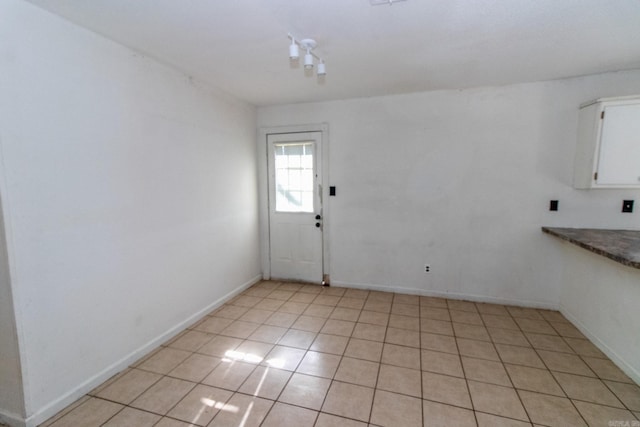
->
left=40, top=281, right=640, bottom=427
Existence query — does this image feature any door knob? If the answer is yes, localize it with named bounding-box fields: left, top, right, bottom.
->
left=315, top=214, right=322, bottom=220
left=315, top=222, right=321, bottom=228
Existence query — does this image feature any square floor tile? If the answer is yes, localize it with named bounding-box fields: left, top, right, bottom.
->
left=475, top=412, right=532, bottom=427
left=449, top=310, right=483, bottom=325
left=237, top=366, right=291, bottom=400
left=583, top=357, right=634, bottom=383
left=495, top=344, right=545, bottom=369
left=49, top=398, right=123, bottom=427
left=334, top=357, right=379, bottom=388
left=96, top=369, right=162, bottom=404
left=220, top=321, right=261, bottom=339
left=304, top=304, right=334, bottom=318
left=564, top=338, right=606, bottom=358
left=168, top=354, right=222, bottom=383
left=421, top=307, right=451, bottom=322
left=481, top=314, right=519, bottom=330
left=475, top=303, right=509, bottom=316
left=389, top=314, right=420, bottom=331
left=420, top=296, right=448, bottom=309
left=212, top=305, right=249, bottom=320
left=525, top=333, right=573, bottom=353
left=330, top=307, right=361, bottom=321
left=278, top=372, right=331, bottom=410
left=461, top=356, right=511, bottom=386
left=552, top=372, right=624, bottom=407
left=573, top=400, right=637, bottom=426
left=201, top=360, right=256, bottom=391
left=358, top=310, right=390, bottom=326
left=322, top=381, right=374, bottom=422
left=536, top=350, right=595, bottom=376
left=247, top=325, right=287, bottom=344
left=261, top=402, right=318, bottom=427
left=197, top=335, right=243, bottom=358
left=504, top=364, right=565, bottom=396
left=344, top=338, right=383, bottom=362
left=166, top=384, right=232, bottom=426
left=421, top=332, right=458, bottom=354
left=421, top=349, right=463, bottom=377
left=377, top=364, right=421, bottom=397
left=137, top=347, right=192, bottom=375
left=320, top=319, right=356, bottom=336
left=240, top=308, right=275, bottom=324
left=130, top=377, right=195, bottom=415
left=338, top=297, right=365, bottom=310
left=310, top=333, right=349, bottom=355
left=423, top=399, right=476, bottom=427
left=207, top=393, right=273, bottom=427
left=447, top=300, right=478, bottom=313
left=381, top=343, right=421, bottom=369
left=515, top=318, right=557, bottom=335
left=296, top=351, right=341, bottom=378
left=456, top=338, right=499, bottom=361
left=363, top=300, right=392, bottom=313
left=232, top=340, right=274, bottom=363
left=102, top=407, right=160, bottom=427
left=604, top=380, right=640, bottom=411
left=292, top=315, right=327, bottom=333
left=167, top=330, right=215, bottom=352
left=370, top=389, right=422, bottom=427
left=453, top=323, right=491, bottom=341
left=194, top=317, right=234, bottom=334
left=261, top=345, right=306, bottom=371
left=488, top=328, right=530, bottom=347
left=314, top=413, right=368, bottom=427
left=467, top=380, right=528, bottom=421
left=421, top=319, right=454, bottom=336
left=352, top=322, right=386, bottom=341
left=518, top=390, right=586, bottom=427
left=422, top=371, right=472, bottom=409
left=391, top=303, right=420, bottom=317
left=278, top=329, right=317, bottom=349
left=385, top=327, right=420, bottom=347
left=264, top=312, right=298, bottom=328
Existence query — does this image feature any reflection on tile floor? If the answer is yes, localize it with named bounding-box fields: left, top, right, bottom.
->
left=40, top=281, right=640, bottom=426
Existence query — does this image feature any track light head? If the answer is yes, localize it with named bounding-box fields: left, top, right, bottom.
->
left=317, top=61, right=326, bottom=76
left=304, top=50, right=314, bottom=69
left=289, top=40, right=299, bottom=60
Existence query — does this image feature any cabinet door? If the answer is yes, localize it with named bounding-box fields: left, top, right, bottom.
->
left=596, top=103, right=640, bottom=186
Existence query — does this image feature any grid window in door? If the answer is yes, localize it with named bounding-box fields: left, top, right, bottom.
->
left=274, top=142, right=314, bottom=212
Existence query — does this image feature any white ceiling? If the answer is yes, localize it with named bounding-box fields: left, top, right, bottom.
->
left=26, top=0, right=640, bottom=106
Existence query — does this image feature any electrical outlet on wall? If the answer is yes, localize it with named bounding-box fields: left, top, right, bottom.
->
left=425, top=265, right=430, bottom=273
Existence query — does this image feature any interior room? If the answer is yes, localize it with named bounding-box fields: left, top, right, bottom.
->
left=1, top=0, right=639, bottom=426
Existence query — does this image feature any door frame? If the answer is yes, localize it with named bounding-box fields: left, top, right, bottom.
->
left=258, top=123, right=330, bottom=282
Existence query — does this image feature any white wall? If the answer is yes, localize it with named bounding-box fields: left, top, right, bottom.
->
left=258, top=70, right=640, bottom=307
left=553, top=238, right=640, bottom=383
left=0, top=196, right=25, bottom=424
left=0, top=1, right=260, bottom=425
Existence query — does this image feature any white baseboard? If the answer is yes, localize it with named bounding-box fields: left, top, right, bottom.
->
left=331, top=280, right=559, bottom=310
left=0, top=409, right=26, bottom=427
left=560, top=306, right=640, bottom=385
left=24, top=274, right=262, bottom=427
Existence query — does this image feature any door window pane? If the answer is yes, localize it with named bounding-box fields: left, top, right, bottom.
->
left=274, top=142, right=314, bottom=212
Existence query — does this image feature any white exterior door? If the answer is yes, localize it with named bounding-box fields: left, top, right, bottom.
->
left=267, top=132, right=323, bottom=283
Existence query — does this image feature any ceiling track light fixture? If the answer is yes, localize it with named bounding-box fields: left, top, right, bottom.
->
left=288, top=33, right=326, bottom=77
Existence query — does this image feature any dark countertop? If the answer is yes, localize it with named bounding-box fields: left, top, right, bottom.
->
left=542, top=227, right=640, bottom=270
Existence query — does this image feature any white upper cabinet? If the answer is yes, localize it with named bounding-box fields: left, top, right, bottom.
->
left=573, top=95, right=640, bottom=189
